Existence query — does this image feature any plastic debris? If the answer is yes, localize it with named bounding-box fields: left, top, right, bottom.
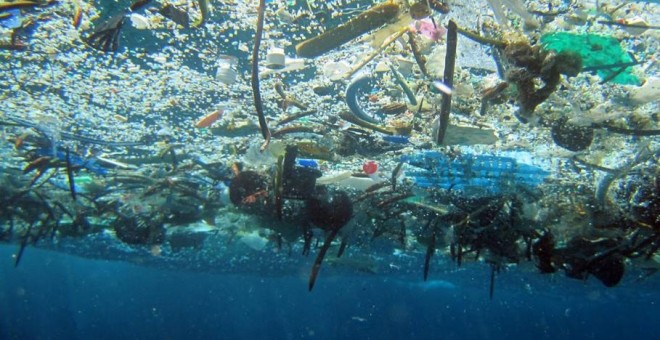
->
left=34, top=148, right=108, bottom=175
left=540, top=32, right=640, bottom=85
left=295, top=2, right=400, bottom=58
left=402, top=151, right=549, bottom=194
left=296, top=158, right=319, bottom=169
left=362, top=160, right=379, bottom=175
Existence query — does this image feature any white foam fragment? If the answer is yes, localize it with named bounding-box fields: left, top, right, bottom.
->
left=630, top=77, right=660, bottom=106
left=433, top=81, right=453, bottom=95
left=130, top=14, right=150, bottom=29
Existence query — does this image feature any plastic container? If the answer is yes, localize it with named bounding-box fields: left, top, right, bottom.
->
left=215, top=56, right=238, bottom=85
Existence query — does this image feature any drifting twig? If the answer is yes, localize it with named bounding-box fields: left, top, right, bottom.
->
left=598, top=20, right=660, bottom=31
left=271, top=125, right=323, bottom=138
left=252, top=0, right=271, bottom=150
left=583, top=61, right=644, bottom=72
left=343, top=27, right=409, bottom=80
left=387, top=62, right=417, bottom=105
left=435, top=20, right=457, bottom=145
left=454, top=25, right=506, bottom=48
left=65, top=147, right=77, bottom=201
left=407, top=30, right=428, bottom=77
left=595, top=144, right=658, bottom=206
left=309, top=228, right=340, bottom=291
left=339, top=111, right=395, bottom=135
left=276, top=110, right=317, bottom=126
left=275, top=82, right=309, bottom=111
left=598, top=124, right=660, bottom=137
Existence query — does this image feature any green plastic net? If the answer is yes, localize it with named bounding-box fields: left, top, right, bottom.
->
left=541, top=32, right=640, bottom=85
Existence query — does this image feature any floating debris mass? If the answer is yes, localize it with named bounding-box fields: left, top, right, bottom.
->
left=0, top=0, right=659, bottom=295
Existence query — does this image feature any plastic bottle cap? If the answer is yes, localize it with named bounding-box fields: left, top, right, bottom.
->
left=363, top=160, right=378, bottom=175
left=266, top=47, right=286, bottom=69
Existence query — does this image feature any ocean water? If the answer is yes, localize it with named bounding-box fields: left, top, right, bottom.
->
left=1, top=0, right=659, bottom=339
left=2, top=245, right=660, bottom=340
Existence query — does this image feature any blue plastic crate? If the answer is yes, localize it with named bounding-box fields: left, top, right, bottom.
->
left=402, top=151, right=548, bottom=194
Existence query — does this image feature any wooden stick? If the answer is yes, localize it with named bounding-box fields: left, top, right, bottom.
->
left=252, top=0, right=271, bottom=150
left=343, top=27, right=409, bottom=80
left=435, top=20, right=457, bottom=145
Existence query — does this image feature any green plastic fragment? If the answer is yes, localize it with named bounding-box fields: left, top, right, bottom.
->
left=75, top=175, right=93, bottom=184
left=402, top=195, right=449, bottom=214
left=540, top=32, right=640, bottom=85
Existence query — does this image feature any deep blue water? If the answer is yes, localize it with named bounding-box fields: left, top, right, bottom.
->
left=2, top=245, right=659, bottom=340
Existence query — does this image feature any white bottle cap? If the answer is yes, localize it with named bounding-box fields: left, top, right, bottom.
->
left=266, top=47, right=286, bottom=69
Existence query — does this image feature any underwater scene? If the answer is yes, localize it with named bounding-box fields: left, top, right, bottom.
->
left=1, top=0, right=659, bottom=338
